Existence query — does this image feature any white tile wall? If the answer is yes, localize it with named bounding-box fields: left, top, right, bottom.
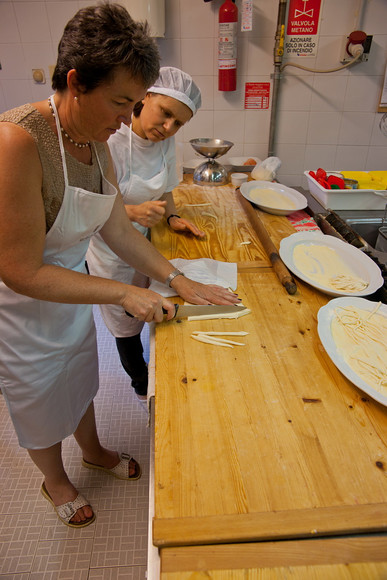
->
left=244, top=108, right=271, bottom=145
left=46, top=2, right=79, bottom=47
left=311, top=75, right=347, bottom=112
left=157, top=38, right=182, bottom=70
left=307, top=111, right=341, bottom=145
left=344, top=75, right=383, bottom=112
left=13, top=2, right=52, bottom=43
left=0, top=0, right=386, bottom=189
left=367, top=146, right=387, bottom=169
left=335, top=144, right=370, bottom=170
left=278, top=75, right=313, bottom=111
left=0, top=2, right=20, bottom=44
left=304, top=144, right=336, bottom=172
left=338, top=111, right=375, bottom=145
left=277, top=110, right=310, bottom=144
left=1, top=44, right=27, bottom=79
left=180, top=2, right=215, bottom=38
left=2, top=79, right=33, bottom=109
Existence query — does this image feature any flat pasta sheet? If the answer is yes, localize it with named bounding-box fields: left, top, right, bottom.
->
left=279, top=232, right=383, bottom=297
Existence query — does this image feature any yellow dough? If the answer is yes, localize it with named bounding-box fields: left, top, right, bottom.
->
left=331, top=303, right=387, bottom=394
left=249, top=187, right=296, bottom=210
left=293, top=243, right=368, bottom=292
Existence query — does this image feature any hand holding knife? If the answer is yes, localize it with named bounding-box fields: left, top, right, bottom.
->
left=123, top=270, right=243, bottom=322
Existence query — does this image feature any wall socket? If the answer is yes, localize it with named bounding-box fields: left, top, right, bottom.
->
left=340, top=34, right=373, bottom=64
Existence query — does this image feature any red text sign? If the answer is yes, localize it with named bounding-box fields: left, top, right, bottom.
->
left=244, top=83, right=270, bottom=110
left=287, top=0, right=321, bottom=36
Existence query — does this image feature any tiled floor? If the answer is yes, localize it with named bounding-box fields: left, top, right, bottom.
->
left=0, top=308, right=151, bottom=580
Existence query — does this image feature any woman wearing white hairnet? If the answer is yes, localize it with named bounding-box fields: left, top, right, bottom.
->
left=86, top=67, right=204, bottom=400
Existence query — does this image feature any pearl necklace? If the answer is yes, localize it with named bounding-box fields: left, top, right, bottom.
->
left=48, top=98, right=90, bottom=149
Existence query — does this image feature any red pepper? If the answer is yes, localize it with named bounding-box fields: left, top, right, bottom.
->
left=316, top=167, right=327, bottom=180
left=317, top=177, right=331, bottom=189
left=309, top=170, right=317, bottom=179
left=327, top=175, right=346, bottom=189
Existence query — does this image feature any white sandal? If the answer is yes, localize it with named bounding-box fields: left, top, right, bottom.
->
left=41, top=482, right=95, bottom=528
left=81, top=452, right=142, bottom=480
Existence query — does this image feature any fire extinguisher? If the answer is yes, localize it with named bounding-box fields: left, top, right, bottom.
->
left=218, top=0, right=238, bottom=91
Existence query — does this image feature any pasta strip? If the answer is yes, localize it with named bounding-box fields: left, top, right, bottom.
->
left=203, top=337, right=245, bottom=346
left=191, top=334, right=233, bottom=348
left=190, top=331, right=248, bottom=347
left=202, top=211, right=218, bottom=220
left=191, top=331, right=248, bottom=336
left=329, top=274, right=368, bottom=292
left=187, top=308, right=251, bottom=321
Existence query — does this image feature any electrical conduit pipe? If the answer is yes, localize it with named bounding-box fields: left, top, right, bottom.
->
left=268, top=0, right=287, bottom=158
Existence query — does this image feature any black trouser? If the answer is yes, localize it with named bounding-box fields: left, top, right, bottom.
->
left=115, top=333, right=148, bottom=396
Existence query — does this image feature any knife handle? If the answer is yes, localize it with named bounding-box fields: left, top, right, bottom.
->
left=125, top=305, right=178, bottom=318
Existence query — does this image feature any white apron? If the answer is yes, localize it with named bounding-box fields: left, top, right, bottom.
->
left=0, top=96, right=117, bottom=449
left=86, top=127, right=168, bottom=337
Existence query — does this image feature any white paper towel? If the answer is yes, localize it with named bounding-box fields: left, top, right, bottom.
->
left=149, top=258, right=237, bottom=297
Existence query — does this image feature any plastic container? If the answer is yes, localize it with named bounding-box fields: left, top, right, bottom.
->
left=230, top=172, right=248, bottom=187
left=304, top=171, right=387, bottom=210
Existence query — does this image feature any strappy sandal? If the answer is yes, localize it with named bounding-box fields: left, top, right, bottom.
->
left=81, top=452, right=142, bottom=480
left=41, top=482, right=95, bottom=528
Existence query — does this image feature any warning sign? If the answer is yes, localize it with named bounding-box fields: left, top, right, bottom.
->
left=284, top=0, right=321, bottom=57
left=286, top=0, right=321, bottom=35
left=244, top=82, right=270, bottom=110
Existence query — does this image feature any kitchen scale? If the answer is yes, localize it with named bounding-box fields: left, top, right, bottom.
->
left=190, top=138, right=234, bottom=186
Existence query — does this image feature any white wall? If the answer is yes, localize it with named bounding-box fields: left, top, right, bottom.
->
left=0, top=0, right=386, bottom=189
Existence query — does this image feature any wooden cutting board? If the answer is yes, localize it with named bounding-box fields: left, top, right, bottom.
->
left=151, top=178, right=296, bottom=266
left=153, top=270, right=387, bottom=547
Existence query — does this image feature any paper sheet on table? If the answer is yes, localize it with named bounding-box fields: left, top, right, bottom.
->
left=149, top=258, right=237, bottom=297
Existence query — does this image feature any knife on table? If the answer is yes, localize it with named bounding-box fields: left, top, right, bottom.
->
left=126, top=304, right=248, bottom=319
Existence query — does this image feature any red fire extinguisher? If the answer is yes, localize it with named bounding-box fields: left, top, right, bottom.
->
left=218, top=0, right=238, bottom=91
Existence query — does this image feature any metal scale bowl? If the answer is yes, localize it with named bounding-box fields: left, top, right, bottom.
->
left=190, top=138, right=234, bottom=186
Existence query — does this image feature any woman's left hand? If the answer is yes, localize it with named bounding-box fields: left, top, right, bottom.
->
left=170, top=275, right=240, bottom=306
left=168, top=216, right=205, bottom=238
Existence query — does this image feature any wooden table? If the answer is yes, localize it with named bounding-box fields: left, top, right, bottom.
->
left=148, top=176, right=387, bottom=578
left=161, top=536, right=387, bottom=578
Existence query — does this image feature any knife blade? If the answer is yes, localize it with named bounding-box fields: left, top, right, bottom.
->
left=125, top=304, right=247, bottom=319
left=171, top=304, right=247, bottom=319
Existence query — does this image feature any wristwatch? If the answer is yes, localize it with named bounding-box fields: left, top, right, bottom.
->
left=165, top=268, right=185, bottom=287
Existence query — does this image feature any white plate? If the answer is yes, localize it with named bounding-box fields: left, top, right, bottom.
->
left=228, top=156, right=261, bottom=171
left=317, top=297, right=387, bottom=407
left=240, top=180, right=307, bottom=215
left=279, top=231, right=384, bottom=297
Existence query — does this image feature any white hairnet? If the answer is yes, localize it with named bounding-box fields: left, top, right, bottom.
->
left=147, top=66, right=202, bottom=115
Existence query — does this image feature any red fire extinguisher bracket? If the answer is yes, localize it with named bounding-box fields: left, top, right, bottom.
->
left=218, top=0, right=238, bottom=91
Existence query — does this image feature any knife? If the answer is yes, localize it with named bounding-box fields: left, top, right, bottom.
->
left=126, top=304, right=247, bottom=319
